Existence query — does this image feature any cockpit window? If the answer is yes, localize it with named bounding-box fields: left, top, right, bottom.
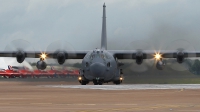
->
left=90, top=54, right=95, bottom=59
left=87, top=51, right=111, bottom=60
left=105, top=53, right=111, bottom=59
left=101, top=54, right=105, bottom=59
left=85, top=53, right=91, bottom=59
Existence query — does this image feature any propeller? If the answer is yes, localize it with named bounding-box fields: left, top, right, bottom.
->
left=4, top=39, right=35, bottom=65
left=165, top=39, right=196, bottom=72
left=45, top=40, right=76, bottom=65
left=123, top=40, right=154, bottom=72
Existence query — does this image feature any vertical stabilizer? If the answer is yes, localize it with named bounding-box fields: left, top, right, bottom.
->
left=101, top=3, right=107, bottom=50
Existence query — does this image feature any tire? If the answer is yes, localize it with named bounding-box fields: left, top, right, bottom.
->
left=81, top=81, right=87, bottom=85
left=93, top=82, right=98, bottom=85
left=93, top=80, right=103, bottom=85
left=113, top=80, right=121, bottom=85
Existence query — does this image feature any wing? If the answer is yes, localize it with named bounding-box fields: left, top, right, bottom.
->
left=0, top=50, right=89, bottom=59
left=109, top=50, right=200, bottom=60
left=43, top=51, right=89, bottom=59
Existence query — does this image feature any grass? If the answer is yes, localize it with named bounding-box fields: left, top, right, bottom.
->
left=123, top=77, right=200, bottom=84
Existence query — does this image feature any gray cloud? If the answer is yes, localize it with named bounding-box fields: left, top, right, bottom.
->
left=0, top=0, right=200, bottom=52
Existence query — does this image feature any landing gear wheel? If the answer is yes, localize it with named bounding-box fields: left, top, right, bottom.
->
left=93, top=80, right=103, bottom=85
left=78, top=75, right=89, bottom=85
left=80, top=80, right=89, bottom=85
left=113, top=80, right=121, bottom=85
left=98, top=82, right=103, bottom=85
left=93, top=82, right=98, bottom=85
left=93, top=80, right=97, bottom=85
left=81, top=81, right=86, bottom=85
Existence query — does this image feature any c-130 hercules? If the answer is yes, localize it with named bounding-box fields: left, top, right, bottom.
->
left=1, top=3, right=200, bottom=85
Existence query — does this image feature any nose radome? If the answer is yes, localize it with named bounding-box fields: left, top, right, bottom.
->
left=90, top=62, right=106, bottom=77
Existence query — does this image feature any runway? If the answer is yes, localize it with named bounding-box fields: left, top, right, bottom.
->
left=1, top=81, right=200, bottom=112
left=44, top=84, right=200, bottom=90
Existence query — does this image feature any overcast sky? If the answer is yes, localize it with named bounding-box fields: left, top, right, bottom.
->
left=0, top=0, right=200, bottom=52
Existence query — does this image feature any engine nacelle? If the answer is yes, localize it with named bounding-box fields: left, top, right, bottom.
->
left=156, top=60, right=166, bottom=70
left=135, top=52, right=143, bottom=65
left=57, top=52, right=66, bottom=65
left=177, top=52, right=184, bottom=63
left=16, top=51, right=25, bottom=63
left=36, top=60, right=47, bottom=70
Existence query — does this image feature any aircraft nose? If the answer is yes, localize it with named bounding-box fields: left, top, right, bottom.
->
left=90, top=62, right=106, bottom=77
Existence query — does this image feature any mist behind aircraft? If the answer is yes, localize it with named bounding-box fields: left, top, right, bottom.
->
left=0, top=0, right=200, bottom=51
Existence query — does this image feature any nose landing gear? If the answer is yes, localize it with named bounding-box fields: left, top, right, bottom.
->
left=93, top=77, right=103, bottom=85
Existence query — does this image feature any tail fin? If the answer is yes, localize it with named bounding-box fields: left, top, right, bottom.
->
left=8, top=65, right=12, bottom=70
left=101, top=3, right=107, bottom=50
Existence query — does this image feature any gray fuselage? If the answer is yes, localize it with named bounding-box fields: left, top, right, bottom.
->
left=81, top=49, right=120, bottom=82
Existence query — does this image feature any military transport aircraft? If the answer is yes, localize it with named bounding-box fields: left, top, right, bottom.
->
left=0, top=3, right=199, bottom=85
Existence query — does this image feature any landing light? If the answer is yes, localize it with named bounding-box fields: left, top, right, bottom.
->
left=120, top=77, right=123, bottom=80
left=40, top=53, right=47, bottom=60
left=154, top=53, right=162, bottom=60
left=78, top=77, right=82, bottom=80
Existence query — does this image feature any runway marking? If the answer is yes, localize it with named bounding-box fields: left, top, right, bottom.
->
left=43, top=84, right=200, bottom=90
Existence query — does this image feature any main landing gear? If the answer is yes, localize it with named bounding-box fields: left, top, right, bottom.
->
left=78, top=76, right=89, bottom=85
left=78, top=76, right=123, bottom=85
left=113, top=76, right=123, bottom=85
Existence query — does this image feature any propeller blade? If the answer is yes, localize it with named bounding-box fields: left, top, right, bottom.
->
left=165, top=39, right=196, bottom=72
left=4, top=39, right=35, bottom=69
left=123, top=40, right=154, bottom=73
left=45, top=40, right=76, bottom=65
